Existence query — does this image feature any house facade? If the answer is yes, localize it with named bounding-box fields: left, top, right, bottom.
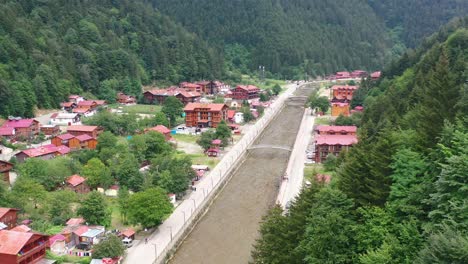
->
left=0, top=208, right=19, bottom=229
left=117, top=93, right=136, bottom=104
left=0, top=230, right=49, bottom=264
left=67, top=126, right=102, bottom=138
left=315, top=125, right=357, bottom=136
left=40, top=125, right=60, bottom=136
left=50, top=113, right=81, bottom=126
left=66, top=175, right=90, bottom=194
left=184, top=103, right=228, bottom=128
left=145, top=125, right=172, bottom=141
left=231, top=85, right=260, bottom=100
left=314, top=134, right=358, bottom=163
left=143, top=88, right=201, bottom=105
left=331, top=102, right=350, bottom=117
left=0, top=118, right=40, bottom=140
left=0, top=161, right=13, bottom=184
left=331, top=85, right=358, bottom=101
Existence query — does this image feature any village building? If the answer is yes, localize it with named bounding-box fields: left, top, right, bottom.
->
left=180, top=82, right=202, bottom=93
left=50, top=113, right=81, bottom=126
left=315, top=125, right=357, bottom=135
left=331, top=85, right=359, bottom=101
left=0, top=127, right=16, bottom=140
left=61, top=224, right=105, bottom=251
left=66, top=218, right=85, bottom=226
left=0, top=208, right=19, bottom=230
left=51, top=133, right=75, bottom=148
left=0, top=230, right=49, bottom=264
left=314, top=134, right=358, bottom=163
left=231, top=85, right=260, bottom=100
left=66, top=175, right=90, bottom=194
left=73, top=134, right=98, bottom=149
left=335, top=71, right=351, bottom=79
left=143, top=88, right=201, bottom=105
left=119, top=228, right=136, bottom=241
left=49, top=234, right=67, bottom=255
left=184, top=103, right=228, bottom=128
left=0, top=118, right=40, bottom=140
left=0, top=161, right=13, bottom=184
left=60, top=102, right=77, bottom=112
left=67, top=125, right=102, bottom=138
left=331, top=102, right=350, bottom=117
left=40, top=125, right=60, bottom=136
left=371, top=71, right=381, bottom=80
left=68, top=95, right=84, bottom=104
left=196, top=80, right=229, bottom=95
left=10, top=225, right=31, bottom=233
left=226, top=110, right=236, bottom=123
left=15, top=145, right=60, bottom=163
left=145, top=125, right=172, bottom=141
left=117, top=92, right=137, bottom=104
left=350, top=70, right=368, bottom=78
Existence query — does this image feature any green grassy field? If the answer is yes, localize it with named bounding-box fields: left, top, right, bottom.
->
left=180, top=153, right=220, bottom=169
left=239, top=75, right=286, bottom=90
left=314, top=116, right=332, bottom=125
left=173, top=133, right=199, bottom=143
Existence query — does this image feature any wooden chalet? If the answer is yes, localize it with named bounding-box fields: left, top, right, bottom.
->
left=0, top=161, right=14, bottom=185
left=66, top=175, right=90, bottom=194
left=0, top=118, right=40, bottom=140
left=314, top=134, right=358, bottom=163
left=180, top=82, right=202, bottom=93
left=15, top=144, right=70, bottom=163
left=231, top=85, right=260, bottom=100
left=335, top=71, right=351, bottom=79
left=60, top=102, right=77, bottom=112
left=315, top=125, right=357, bottom=136
left=145, top=125, right=172, bottom=141
left=0, top=208, right=19, bottom=230
left=331, top=102, right=350, bottom=117
left=371, top=71, right=381, bottom=80
left=331, top=85, right=359, bottom=101
left=0, top=230, right=49, bottom=264
left=51, top=133, right=75, bottom=147
left=40, top=125, right=60, bottom=136
left=67, top=125, right=102, bottom=138
left=196, top=80, right=228, bottom=94
left=184, top=103, right=228, bottom=128
left=72, top=134, right=98, bottom=149
left=143, top=88, right=201, bottom=105
left=117, top=92, right=137, bottom=104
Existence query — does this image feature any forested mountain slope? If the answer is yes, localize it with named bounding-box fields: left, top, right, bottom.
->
left=152, top=0, right=393, bottom=77
left=368, top=0, right=468, bottom=48
left=0, top=0, right=223, bottom=117
left=252, top=17, right=468, bottom=264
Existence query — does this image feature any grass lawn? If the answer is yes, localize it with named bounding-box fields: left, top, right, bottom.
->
left=304, top=164, right=333, bottom=181
left=107, top=197, right=129, bottom=230
left=240, top=75, right=286, bottom=90
left=109, top=104, right=162, bottom=115
left=173, top=133, right=199, bottom=143
left=180, top=153, right=220, bottom=169
left=314, top=116, right=332, bottom=125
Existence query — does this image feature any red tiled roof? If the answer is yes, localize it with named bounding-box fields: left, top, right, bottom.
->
left=147, top=125, right=171, bottom=134
left=236, top=85, right=260, bottom=92
left=144, top=89, right=174, bottom=96
left=121, top=228, right=135, bottom=238
left=67, top=125, right=98, bottom=132
left=10, top=225, right=31, bottom=233
left=180, top=82, right=201, bottom=89
left=50, top=113, right=59, bottom=119
left=56, top=145, right=70, bottom=155
left=2, top=119, right=37, bottom=129
left=77, top=100, right=97, bottom=107
left=66, top=217, right=85, bottom=226
left=67, top=175, right=86, bottom=187
left=371, top=71, right=381, bottom=78
left=75, top=134, right=94, bottom=142
left=72, top=108, right=91, bottom=114
left=95, top=100, right=106, bottom=105
left=73, top=225, right=89, bottom=236
left=184, top=103, right=226, bottom=112
left=0, top=208, right=18, bottom=219
left=49, top=234, right=66, bottom=245
left=227, top=110, right=236, bottom=119
left=316, top=125, right=357, bottom=133
left=315, top=135, right=358, bottom=146
left=20, top=146, right=59, bottom=158
left=0, top=127, right=15, bottom=136
left=0, top=230, right=35, bottom=255
left=57, top=133, right=75, bottom=140
left=331, top=85, right=359, bottom=90
left=211, top=139, right=222, bottom=145
left=61, top=102, right=75, bottom=108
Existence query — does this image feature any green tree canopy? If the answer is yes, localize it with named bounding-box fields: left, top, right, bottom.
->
left=162, top=96, right=184, bottom=127
left=127, top=187, right=173, bottom=228
left=82, top=158, right=113, bottom=189
left=77, top=191, right=111, bottom=226
left=92, top=234, right=126, bottom=259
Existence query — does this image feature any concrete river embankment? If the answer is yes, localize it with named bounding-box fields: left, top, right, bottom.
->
left=169, top=85, right=313, bottom=264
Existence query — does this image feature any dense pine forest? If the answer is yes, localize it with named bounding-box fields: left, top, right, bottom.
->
left=252, top=17, right=468, bottom=264
left=0, top=0, right=223, bottom=117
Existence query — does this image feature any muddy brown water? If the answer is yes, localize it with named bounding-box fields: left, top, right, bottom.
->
left=169, top=86, right=313, bottom=264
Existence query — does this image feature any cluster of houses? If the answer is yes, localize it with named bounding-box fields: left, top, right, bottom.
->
left=326, top=70, right=381, bottom=80
left=0, top=208, right=133, bottom=263
left=313, top=125, right=358, bottom=163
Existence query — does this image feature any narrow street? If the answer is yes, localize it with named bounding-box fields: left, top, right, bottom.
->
left=168, top=85, right=313, bottom=264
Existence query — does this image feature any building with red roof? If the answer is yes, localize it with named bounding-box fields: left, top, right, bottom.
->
left=0, top=161, right=14, bottom=185
left=117, top=92, right=136, bottom=105
left=67, top=125, right=102, bottom=138
left=0, top=118, right=39, bottom=140
left=66, top=218, right=85, bottom=226
left=315, top=125, right=357, bottom=135
left=66, top=175, right=90, bottom=194
left=143, top=88, right=201, bottom=105
left=0, top=208, right=19, bottom=230
left=335, top=71, right=351, bottom=79
left=226, top=110, right=236, bottom=123
left=49, top=234, right=66, bottom=255
left=15, top=145, right=61, bottom=163
left=10, top=225, right=31, bottom=233
left=314, top=134, right=358, bottom=163
left=331, top=102, right=350, bottom=117
left=231, top=85, right=260, bottom=100
left=350, top=70, right=368, bottom=78
left=0, top=230, right=49, bottom=264
left=145, top=125, right=172, bottom=140
left=184, top=103, right=228, bottom=128
left=119, top=228, right=136, bottom=240
left=331, top=85, right=359, bottom=101
left=371, top=71, right=381, bottom=80
left=180, top=82, right=202, bottom=93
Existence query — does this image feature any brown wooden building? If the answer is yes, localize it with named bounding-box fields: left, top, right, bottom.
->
left=331, top=102, right=350, bottom=117
left=0, top=208, right=19, bottom=229
left=0, top=161, right=14, bottom=185
left=117, top=92, right=137, bottom=104
left=184, top=103, right=228, bottom=128
left=145, top=125, right=172, bottom=141
left=0, top=230, right=49, bottom=264
left=314, top=134, right=358, bottom=163
left=143, top=88, right=201, bottom=105
left=331, top=85, right=358, bottom=101
left=40, top=125, right=60, bottom=136
left=0, top=119, right=40, bottom=140
left=66, top=175, right=90, bottom=194
left=315, top=125, right=357, bottom=135
left=67, top=125, right=102, bottom=138
left=231, top=85, right=260, bottom=100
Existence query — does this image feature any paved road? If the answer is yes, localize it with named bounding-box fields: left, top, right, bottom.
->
left=168, top=85, right=312, bottom=264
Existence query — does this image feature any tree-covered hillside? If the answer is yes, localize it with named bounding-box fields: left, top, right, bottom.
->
left=369, top=0, right=468, bottom=48
left=152, top=0, right=394, bottom=77
left=0, top=0, right=223, bottom=117
left=252, top=17, right=468, bottom=264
